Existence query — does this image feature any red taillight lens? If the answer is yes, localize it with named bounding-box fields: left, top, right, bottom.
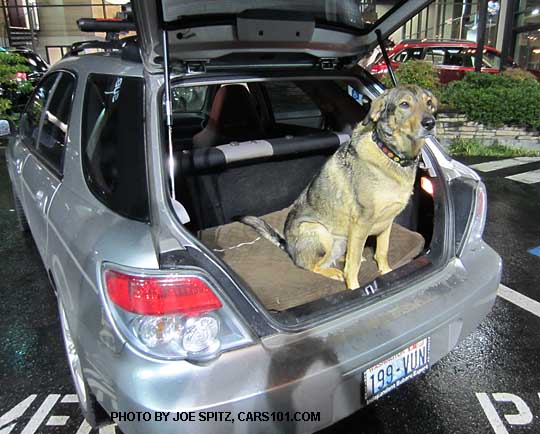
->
left=16, top=71, right=27, bottom=80
left=104, top=270, right=222, bottom=315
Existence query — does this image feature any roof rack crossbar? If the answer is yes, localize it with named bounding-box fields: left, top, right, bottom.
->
left=66, top=39, right=124, bottom=56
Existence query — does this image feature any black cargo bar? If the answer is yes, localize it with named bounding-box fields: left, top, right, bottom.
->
left=183, top=132, right=350, bottom=172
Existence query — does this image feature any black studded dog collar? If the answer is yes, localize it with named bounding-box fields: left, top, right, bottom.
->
left=372, top=130, right=418, bottom=168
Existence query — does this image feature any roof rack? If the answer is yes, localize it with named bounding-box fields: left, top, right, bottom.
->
left=64, top=36, right=140, bottom=62
left=64, top=3, right=139, bottom=61
left=77, top=17, right=136, bottom=35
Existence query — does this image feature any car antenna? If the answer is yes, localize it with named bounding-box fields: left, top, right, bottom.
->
left=375, top=29, right=398, bottom=87
left=162, top=28, right=177, bottom=200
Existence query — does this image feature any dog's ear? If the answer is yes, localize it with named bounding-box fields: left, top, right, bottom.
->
left=362, top=93, right=387, bottom=125
left=422, top=89, right=439, bottom=113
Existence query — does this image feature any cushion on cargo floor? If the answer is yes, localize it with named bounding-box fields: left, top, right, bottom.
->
left=200, top=208, right=425, bottom=311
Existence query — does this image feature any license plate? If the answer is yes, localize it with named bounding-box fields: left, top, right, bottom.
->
left=364, top=337, right=430, bottom=404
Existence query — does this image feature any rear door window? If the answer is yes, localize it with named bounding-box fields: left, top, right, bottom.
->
left=82, top=74, right=149, bottom=222
left=19, top=74, right=58, bottom=150
left=425, top=48, right=446, bottom=66
left=37, top=72, right=76, bottom=175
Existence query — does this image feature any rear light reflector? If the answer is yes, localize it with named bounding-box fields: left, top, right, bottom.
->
left=104, top=270, right=222, bottom=315
left=421, top=176, right=434, bottom=196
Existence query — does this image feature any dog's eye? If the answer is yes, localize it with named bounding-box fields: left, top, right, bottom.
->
left=399, top=101, right=410, bottom=109
left=427, top=99, right=433, bottom=107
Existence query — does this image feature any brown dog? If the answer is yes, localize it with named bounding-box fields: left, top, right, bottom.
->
left=242, top=85, right=438, bottom=289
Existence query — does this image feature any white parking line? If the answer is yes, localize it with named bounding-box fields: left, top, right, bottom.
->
left=498, top=284, right=540, bottom=318
left=505, top=168, right=540, bottom=184
left=476, top=393, right=509, bottom=434
left=470, top=157, right=540, bottom=172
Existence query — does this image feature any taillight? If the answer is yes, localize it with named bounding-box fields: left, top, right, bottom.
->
left=16, top=71, right=27, bottom=80
left=445, top=159, right=487, bottom=256
left=102, top=265, right=252, bottom=361
left=105, top=270, right=222, bottom=315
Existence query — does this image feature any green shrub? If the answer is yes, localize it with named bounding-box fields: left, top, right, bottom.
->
left=381, top=60, right=441, bottom=95
left=500, top=67, right=538, bottom=83
left=443, top=72, right=540, bottom=129
left=0, top=52, right=33, bottom=122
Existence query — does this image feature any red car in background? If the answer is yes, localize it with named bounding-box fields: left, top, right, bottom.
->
left=369, top=39, right=511, bottom=84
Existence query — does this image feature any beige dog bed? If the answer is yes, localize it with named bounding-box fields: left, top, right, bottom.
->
left=200, top=208, right=425, bottom=311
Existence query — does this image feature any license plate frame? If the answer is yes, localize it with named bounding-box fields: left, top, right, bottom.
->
left=364, top=337, right=431, bottom=404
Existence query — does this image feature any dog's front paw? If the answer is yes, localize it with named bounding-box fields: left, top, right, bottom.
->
left=378, top=264, right=392, bottom=275
left=327, top=268, right=346, bottom=282
left=345, top=275, right=360, bottom=290
left=374, top=255, right=392, bottom=275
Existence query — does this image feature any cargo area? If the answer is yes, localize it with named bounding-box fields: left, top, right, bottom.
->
left=165, top=76, right=439, bottom=313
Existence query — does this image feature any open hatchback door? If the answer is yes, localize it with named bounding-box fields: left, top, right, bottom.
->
left=131, top=0, right=434, bottom=73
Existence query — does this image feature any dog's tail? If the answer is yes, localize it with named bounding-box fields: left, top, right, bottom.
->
left=239, top=216, right=287, bottom=251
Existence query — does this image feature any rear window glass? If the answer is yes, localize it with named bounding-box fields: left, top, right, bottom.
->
left=166, top=78, right=369, bottom=155
left=172, top=86, right=208, bottom=113
left=265, top=81, right=322, bottom=127
left=82, top=74, right=149, bottom=222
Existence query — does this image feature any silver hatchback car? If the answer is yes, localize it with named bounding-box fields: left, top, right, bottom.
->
left=5, top=1, right=501, bottom=433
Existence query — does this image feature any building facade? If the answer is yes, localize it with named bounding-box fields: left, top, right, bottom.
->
left=0, top=0, right=122, bottom=63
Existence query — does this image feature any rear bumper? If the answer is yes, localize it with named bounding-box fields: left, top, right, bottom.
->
left=97, top=242, right=501, bottom=434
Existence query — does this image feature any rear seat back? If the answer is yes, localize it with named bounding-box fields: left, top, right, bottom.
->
left=179, top=133, right=348, bottom=229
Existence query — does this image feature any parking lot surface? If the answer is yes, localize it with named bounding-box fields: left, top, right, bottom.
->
left=1, top=152, right=539, bottom=434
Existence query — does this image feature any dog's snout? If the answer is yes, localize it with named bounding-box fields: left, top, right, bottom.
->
left=421, top=117, right=436, bottom=131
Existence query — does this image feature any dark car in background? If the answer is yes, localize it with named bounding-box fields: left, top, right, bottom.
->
left=0, top=47, right=48, bottom=113
left=7, top=47, right=49, bottom=83
left=369, top=39, right=509, bottom=83
left=3, top=47, right=49, bottom=83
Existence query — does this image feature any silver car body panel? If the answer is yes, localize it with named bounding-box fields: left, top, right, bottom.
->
left=6, top=53, right=502, bottom=434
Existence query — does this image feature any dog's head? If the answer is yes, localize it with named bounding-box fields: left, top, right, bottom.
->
left=364, top=85, right=438, bottom=159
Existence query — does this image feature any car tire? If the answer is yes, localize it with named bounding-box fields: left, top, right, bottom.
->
left=58, top=300, right=111, bottom=429
left=11, top=186, right=30, bottom=233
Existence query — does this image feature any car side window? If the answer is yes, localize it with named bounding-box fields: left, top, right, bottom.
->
left=172, top=86, right=208, bottom=113
left=19, top=74, right=58, bottom=150
left=394, top=48, right=423, bottom=63
left=37, top=72, right=76, bottom=175
left=444, top=48, right=473, bottom=67
left=425, top=48, right=446, bottom=66
left=82, top=74, right=149, bottom=222
left=483, top=51, right=502, bottom=69
left=265, top=81, right=323, bottom=129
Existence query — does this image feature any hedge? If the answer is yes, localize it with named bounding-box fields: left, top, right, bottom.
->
left=442, top=72, right=540, bottom=129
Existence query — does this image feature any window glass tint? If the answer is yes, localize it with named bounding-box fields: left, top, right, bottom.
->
left=425, top=48, right=446, bottom=66
left=443, top=48, right=473, bottom=67
left=483, top=51, right=502, bottom=69
left=19, top=74, right=57, bottom=149
left=265, top=81, right=322, bottom=128
left=38, top=72, right=75, bottom=175
left=172, top=86, right=208, bottom=113
left=82, top=74, right=149, bottom=222
left=394, top=48, right=424, bottom=63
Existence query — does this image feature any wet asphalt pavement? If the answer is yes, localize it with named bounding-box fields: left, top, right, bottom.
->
left=1, top=151, right=539, bottom=434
